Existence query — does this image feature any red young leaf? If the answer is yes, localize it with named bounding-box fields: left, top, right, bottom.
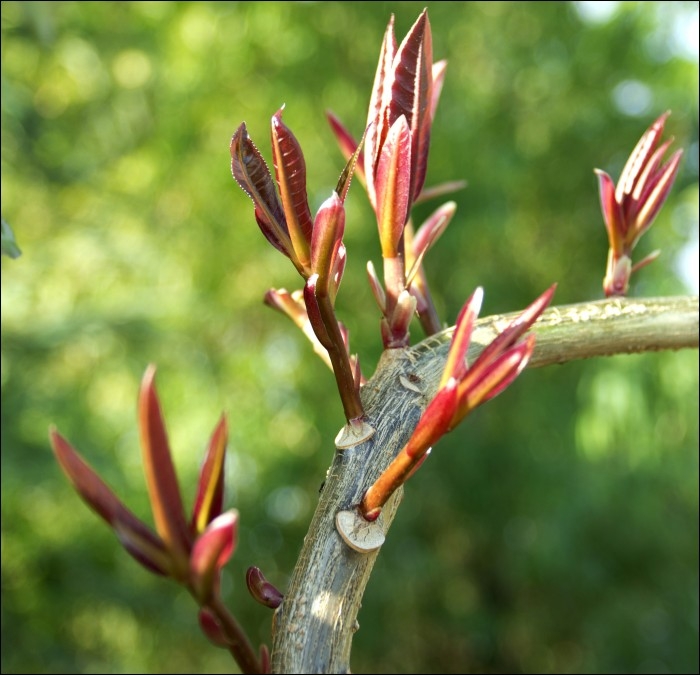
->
left=473, top=284, right=555, bottom=370
left=597, top=112, right=683, bottom=296
left=264, top=287, right=307, bottom=324
left=455, top=336, right=535, bottom=421
left=265, top=287, right=335, bottom=370
left=631, top=138, right=674, bottom=203
left=440, top=287, right=483, bottom=388
left=388, top=9, right=433, bottom=201
left=329, top=241, right=346, bottom=304
left=630, top=249, right=661, bottom=274
left=139, top=365, right=191, bottom=560
left=190, top=415, right=228, bottom=537
left=231, top=122, right=291, bottom=258
left=360, top=381, right=457, bottom=518
left=360, top=285, right=552, bottom=522
left=595, top=169, right=625, bottom=246
left=402, top=219, right=441, bottom=335
left=387, top=289, right=417, bottom=344
left=246, top=566, right=284, bottom=609
left=260, top=645, right=271, bottom=675
left=271, top=108, right=313, bottom=269
left=404, top=380, right=458, bottom=458
left=50, top=428, right=170, bottom=575
left=375, top=116, right=412, bottom=257
left=616, top=111, right=670, bottom=202
left=633, top=148, right=683, bottom=237
left=414, top=180, right=467, bottom=205
left=406, top=201, right=456, bottom=286
left=365, top=14, right=397, bottom=207
left=114, top=523, right=171, bottom=577
left=310, top=192, right=346, bottom=295
left=411, top=200, right=455, bottom=257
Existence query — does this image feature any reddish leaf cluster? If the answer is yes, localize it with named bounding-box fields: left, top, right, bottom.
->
left=231, top=110, right=366, bottom=430
left=48, top=9, right=687, bottom=674
left=328, top=11, right=463, bottom=347
left=360, top=285, right=556, bottom=521
left=51, top=366, right=265, bottom=674
left=596, top=111, right=683, bottom=296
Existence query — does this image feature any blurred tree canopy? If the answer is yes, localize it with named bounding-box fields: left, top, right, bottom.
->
left=1, top=2, right=698, bottom=673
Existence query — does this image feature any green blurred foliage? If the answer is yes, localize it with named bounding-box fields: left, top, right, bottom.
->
left=1, top=2, right=697, bottom=673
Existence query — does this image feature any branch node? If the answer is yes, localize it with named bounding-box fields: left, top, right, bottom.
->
left=335, top=509, right=386, bottom=553
left=334, top=419, right=376, bottom=449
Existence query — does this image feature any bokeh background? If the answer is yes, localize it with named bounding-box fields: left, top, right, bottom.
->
left=2, top=2, right=698, bottom=673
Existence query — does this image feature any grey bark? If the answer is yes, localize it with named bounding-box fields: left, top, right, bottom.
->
left=270, top=294, right=699, bottom=674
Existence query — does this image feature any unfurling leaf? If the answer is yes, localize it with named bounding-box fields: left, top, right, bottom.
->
left=246, top=566, right=284, bottom=609
left=595, top=112, right=683, bottom=296
left=310, top=193, right=346, bottom=296
left=190, top=510, right=239, bottom=603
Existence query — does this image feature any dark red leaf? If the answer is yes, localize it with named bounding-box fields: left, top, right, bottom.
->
left=388, top=10, right=433, bottom=201
left=246, top=566, right=284, bottom=609
left=231, top=123, right=291, bottom=257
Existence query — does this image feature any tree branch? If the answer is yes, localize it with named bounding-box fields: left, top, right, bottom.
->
left=270, top=294, right=698, bottom=674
